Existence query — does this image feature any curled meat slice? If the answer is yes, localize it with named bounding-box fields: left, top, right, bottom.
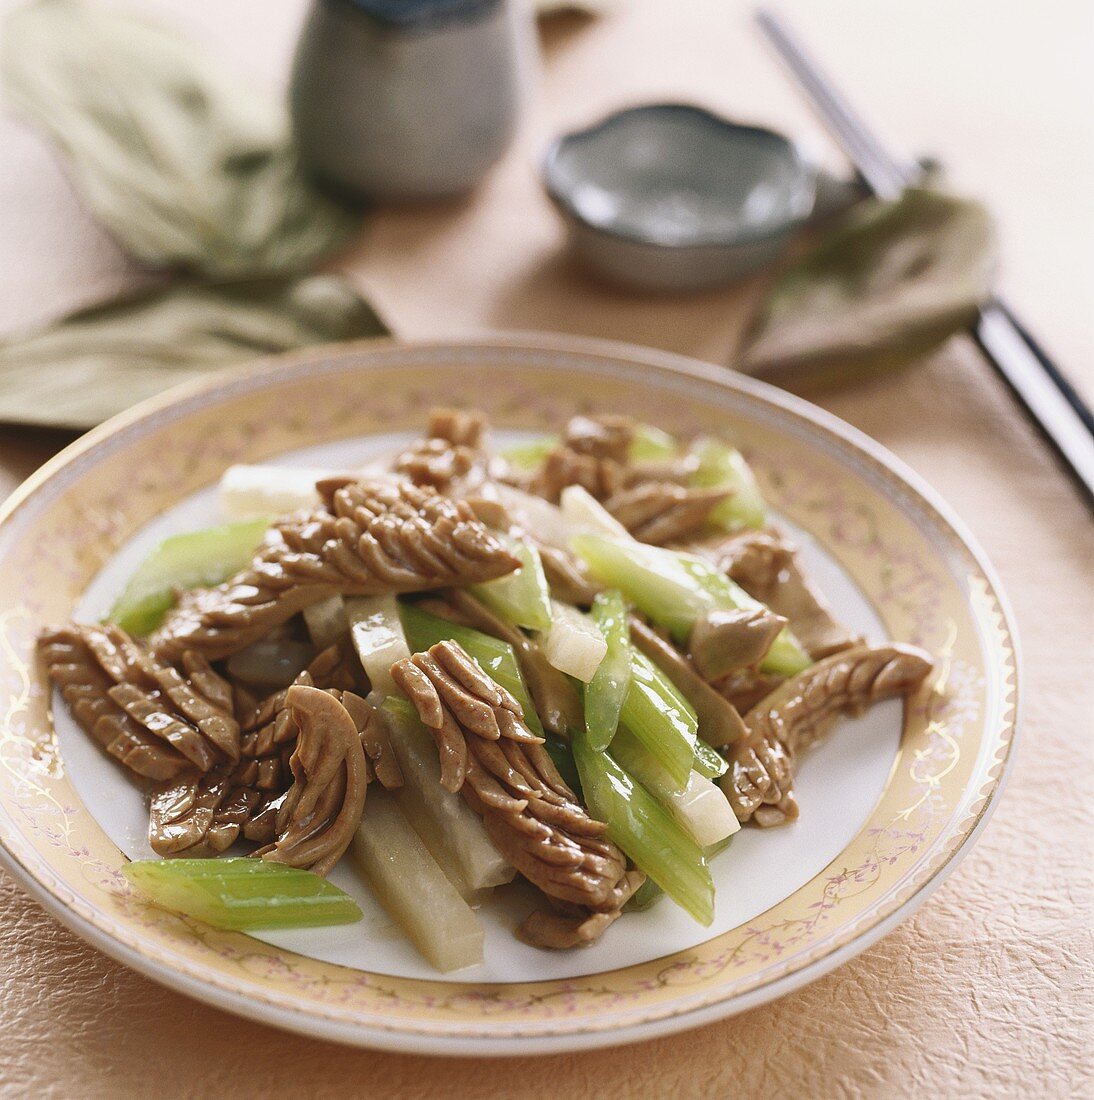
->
left=234, top=648, right=395, bottom=840
left=711, top=666, right=786, bottom=714
left=146, top=647, right=359, bottom=853
left=39, top=623, right=238, bottom=780
left=40, top=625, right=185, bottom=780
left=682, top=528, right=858, bottom=659
left=622, top=453, right=700, bottom=488
left=628, top=616, right=748, bottom=747
left=520, top=415, right=730, bottom=512
left=721, top=730, right=798, bottom=828
left=254, top=685, right=368, bottom=876
left=562, top=414, right=635, bottom=463
left=747, top=643, right=933, bottom=758
left=534, top=542, right=602, bottom=606
left=391, top=641, right=632, bottom=915
left=427, top=407, right=487, bottom=448
left=604, top=483, right=730, bottom=545
left=687, top=607, right=787, bottom=681
left=342, top=689, right=403, bottom=789
left=393, top=408, right=488, bottom=491
left=425, top=588, right=584, bottom=737
left=148, top=770, right=261, bottom=857
left=721, top=644, right=933, bottom=827
left=516, top=870, right=645, bottom=949
left=529, top=446, right=626, bottom=503
left=151, top=481, right=519, bottom=662
left=514, top=414, right=637, bottom=502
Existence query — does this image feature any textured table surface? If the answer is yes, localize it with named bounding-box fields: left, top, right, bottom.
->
left=1, top=1, right=1092, bottom=1096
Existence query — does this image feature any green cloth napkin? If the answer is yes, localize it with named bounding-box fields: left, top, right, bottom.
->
left=0, top=276, right=386, bottom=430
left=2, top=0, right=357, bottom=277
left=741, top=187, right=996, bottom=378
left=0, top=0, right=385, bottom=430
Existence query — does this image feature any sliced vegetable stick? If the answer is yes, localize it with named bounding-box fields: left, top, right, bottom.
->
left=346, top=595, right=411, bottom=695
left=690, top=438, right=767, bottom=530
left=491, top=484, right=577, bottom=549
left=619, top=653, right=697, bottom=790
left=560, top=485, right=634, bottom=540
left=573, top=729, right=714, bottom=926
left=352, top=787, right=484, bottom=972
left=611, top=727, right=740, bottom=847
left=630, top=423, right=679, bottom=461
left=109, top=517, right=269, bottom=635
left=571, top=533, right=811, bottom=674
left=382, top=698, right=515, bottom=892
left=537, top=599, right=607, bottom=682
left=123, top=858, right=361, bottom=931
left=470, top=540, right=552, bottom=631
left=583, top=590, right=632, bottom=750
left=218, top=464, right=335, bottom=519
left=302, top=594, right=349, bottom=650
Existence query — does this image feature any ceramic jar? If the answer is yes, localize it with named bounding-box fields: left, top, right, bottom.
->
left=290, top=0, right=532, bottom=200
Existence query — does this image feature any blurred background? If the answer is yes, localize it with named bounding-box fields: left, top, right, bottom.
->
left=0, top=0, right=1090, bottom=374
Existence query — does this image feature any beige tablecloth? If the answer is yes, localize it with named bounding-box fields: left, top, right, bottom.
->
left=1, top=2, right=1091, bottom=1096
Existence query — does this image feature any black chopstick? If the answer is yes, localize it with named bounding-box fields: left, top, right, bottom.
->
left=755, top=7, right=1094, bottom=505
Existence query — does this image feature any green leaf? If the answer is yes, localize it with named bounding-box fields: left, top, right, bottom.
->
left=741, top=188, right=996, bottom=377
left=1, top=0, right=359, bottom=278
left=0, top=274, right=387, bottom=429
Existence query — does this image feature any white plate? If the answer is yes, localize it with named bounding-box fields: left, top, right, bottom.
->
left=0, top=335, right=1018, bottom=1053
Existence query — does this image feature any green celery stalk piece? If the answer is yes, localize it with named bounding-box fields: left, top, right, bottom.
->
left=398, top=601, right=544, bottom=736
left=583, top=590, right=633, bottom=750
left=624, top=876, right=664, bottom=912
left=690, top=438, right=767, bottom=530
left=500, top=435, right=558, bottom=470
left=625, top=835, right=733, bottom=906
left=636, top=647, right=700, bottom=726
left=544, top=735, right=582, bottom=797
left=610, top=724, right=680, bottom=801
left=572, top=534, right=708, bottom=641
left=693, top=740, right=729, bottom=779
left=573, top=729, right=713, bottom=925
left=382, top=694, right=418, bottom=727
left=704, top=834, right=735, bottom=860
left=629, top=423, right=678, bottom=461
left=470, top=540, right=552, bottom=631
left=571, top=534, right=810, bottom=675
left=109, top=517, right=269, bottom=635
left=122, top=858, right=362, bottom=930
left=619, top=653, right=697, bottom=790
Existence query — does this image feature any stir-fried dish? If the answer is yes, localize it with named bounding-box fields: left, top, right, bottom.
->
left=40, top=410, right=934, bottom=970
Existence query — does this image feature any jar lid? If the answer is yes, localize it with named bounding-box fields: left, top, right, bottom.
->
left=334, top=0, right=501, bottom=27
